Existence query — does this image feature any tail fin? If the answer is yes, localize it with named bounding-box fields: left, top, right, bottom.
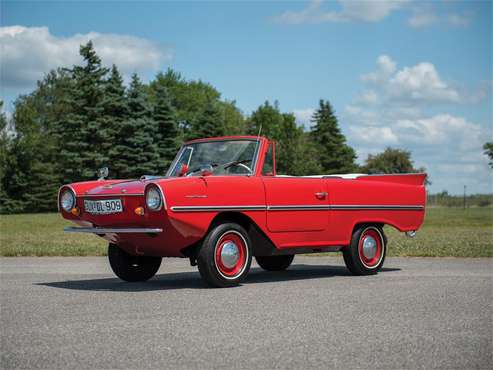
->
left=357, top=173, right=427, bottom=186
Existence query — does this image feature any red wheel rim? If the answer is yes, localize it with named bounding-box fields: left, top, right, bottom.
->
left=358, top=228, right=383, bottom=268
left=214, top=231, right=247, bottom=278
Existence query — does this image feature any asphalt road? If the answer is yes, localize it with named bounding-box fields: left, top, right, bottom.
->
left=1, top=256, right=492, bottom=369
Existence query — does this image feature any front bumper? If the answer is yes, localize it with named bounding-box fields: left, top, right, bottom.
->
left=64, top=227, right=163, bottom=234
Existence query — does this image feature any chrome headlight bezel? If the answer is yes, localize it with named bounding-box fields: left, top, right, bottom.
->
left=60, top=189, right=76, bottom=212
left=146, top=186, right=163, bottom=211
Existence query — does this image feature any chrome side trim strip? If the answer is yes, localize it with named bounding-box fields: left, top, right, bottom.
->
left=170, top=204, right=424, bottom=212
left=268, top=205, right=423, bottom=211
left=77, top=193, right=143, bottom=198
left=329, top=205, right=424, bottom=210
left=170, top=205, right=266, bottom=212
left=64, top=227, right=162, bottom=234
left=267, top=205, right=330, bottom=211
left=155, top=183, right=167, bottom=210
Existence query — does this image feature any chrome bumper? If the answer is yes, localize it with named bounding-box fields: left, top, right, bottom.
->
left=64, top=227, right=162, bottom=234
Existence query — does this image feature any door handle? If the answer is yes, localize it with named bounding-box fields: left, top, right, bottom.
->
left=315, top=192, right=328, bottom=200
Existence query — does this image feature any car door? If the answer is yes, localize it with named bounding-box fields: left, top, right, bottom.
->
left=262, top=176, right=328, bottom=232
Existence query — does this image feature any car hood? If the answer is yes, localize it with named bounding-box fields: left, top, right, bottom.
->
left=81, top=176, right=208, bottom=198
left=84, top=179, right=155, bottom=196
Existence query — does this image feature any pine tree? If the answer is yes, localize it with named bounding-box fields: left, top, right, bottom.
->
left=0, top=100, right=10, bottom=213
left=484, top=142, right=493, bottom=169
left=112, top=74, right=159, bottom=178
left=246, top=101, right=284, bottom=138
left=0, top=138, right=28, bottom=213
left=149, top=69, right=225, bottom=138
left=222, top=100, right=246, bottom=136
left=188, top=100, right=225, bottom=140
left=48, top=70, right=82, bottom=184
left=3, top=95, right=61, bottom=212
left=153, top=83, right=178, bottom=174
left=291, top=132, right=323, bottom=176
left=57, top=41, right=109, bottom=182
left=277, top=113, right=323, bottom=176
left=103, top=65, right=128, bottom=178
left=310, top=100, right=356, bottom=174
left=246, top=101, right=320, bottom=175
left=0, top=101, right=7, bottom=178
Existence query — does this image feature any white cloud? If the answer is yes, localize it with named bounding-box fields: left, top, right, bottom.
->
left=405, top=1, right=473, bottom=29
left=393, top=114, right=483, bottom=148
left=447, top=13, right=472, bottom=27
left=274, top=0, right=409, bottom=25
left=358, top=90, right=379, bottom=105
left=349, top=125, right=399, bottom=145
left=274, top=1, right=474, bottom=29
left=290, top=55, right=490, bottom=193
left=408, top=12, right=438, bottom=28
left=406, top=2, right=438, bottom=28
left=361, top=55, right=397, bottom=84
left=389, top=62, right=461, bottom=103
left=362, top=55, right=461, bottom=104
left=345, top=107, right=491, bottom=193
left=346, top=110, right=491, bottom=192
left=332, top=0, right=409, bottom=22
left=0, top=26, right=172, bottom=88
left=345, top=104, right=380, bottom=126
left=343, top=54, right=491, bottom=193
left=407, top=9, right=472, bottom=28
left=293, top=108, right=315, bottom=128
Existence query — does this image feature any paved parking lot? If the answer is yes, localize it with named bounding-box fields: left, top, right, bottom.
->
left=1, top=256, right=492, bottom=369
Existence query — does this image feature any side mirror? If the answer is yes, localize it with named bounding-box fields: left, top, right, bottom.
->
left=98, top=167, right=109, bottom=180
left=178, top=163, right=189, bottom=177
left=200, top=164, right=213, bottom=177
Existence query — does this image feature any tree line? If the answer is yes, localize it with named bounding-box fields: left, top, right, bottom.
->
left=0, top=42, right=425, bottom=214
left=427, top=191, right=493, bottom=208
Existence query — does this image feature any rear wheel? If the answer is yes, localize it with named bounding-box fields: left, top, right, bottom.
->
left=197, top=223, right=252, bottom=287
left=108, top=244, right=162, bottom=282
left=343, top=225, right=386, bottom=275
left=255, top=255, right=294, bottom=271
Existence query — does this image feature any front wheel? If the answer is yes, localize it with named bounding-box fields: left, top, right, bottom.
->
left=197, top=223, right=252, bottom=287
left=343, top=225, right=386, bottom=275
left=255, top=255, right=294, bottom=271
left=108, top=244, right=162, bottom=282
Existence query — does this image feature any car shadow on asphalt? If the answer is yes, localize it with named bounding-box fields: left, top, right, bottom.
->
left=36, top=264, right=400, bottom=292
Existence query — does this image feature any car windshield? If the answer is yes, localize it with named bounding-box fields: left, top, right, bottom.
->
left=167, top=139, right=260, bottom=177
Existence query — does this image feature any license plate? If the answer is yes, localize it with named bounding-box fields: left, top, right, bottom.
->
left=84, top=199, right=123, bottom=215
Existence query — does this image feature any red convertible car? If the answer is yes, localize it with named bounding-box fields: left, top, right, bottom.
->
left=60, top=136, right=426, bottom=287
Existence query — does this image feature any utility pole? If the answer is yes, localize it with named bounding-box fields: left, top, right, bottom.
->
left=463, top=185, right=467, bottom=210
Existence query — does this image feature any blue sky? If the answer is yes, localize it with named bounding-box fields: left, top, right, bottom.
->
left=1, top=0, right=492, bottom=194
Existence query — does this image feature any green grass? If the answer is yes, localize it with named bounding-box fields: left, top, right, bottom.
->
left=1, top=208, right=492, bottom=257
left=385, top=207, right=493, bottom=257
left=0, top=213, right=106, bottom=256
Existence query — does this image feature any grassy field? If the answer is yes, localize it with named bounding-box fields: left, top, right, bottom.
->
left=0, top=208, right=492, bottom=257
left=385, top=207, right=492, bottom=257
left=0, top=213, right=106, bottom=256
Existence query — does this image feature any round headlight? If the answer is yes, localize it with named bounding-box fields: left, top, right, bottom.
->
left=146, top=187, right=162, bottom=210
left=60, top=189, right=75, bottom=212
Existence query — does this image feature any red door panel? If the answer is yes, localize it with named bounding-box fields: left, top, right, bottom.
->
left=263, top=177, right=328, bottom=232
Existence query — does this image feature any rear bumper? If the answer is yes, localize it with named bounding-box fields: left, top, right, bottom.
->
left=64, top=227, right=163, bottom=234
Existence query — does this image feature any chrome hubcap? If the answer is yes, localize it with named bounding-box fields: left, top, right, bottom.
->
left=362, top=236, right=377, bottom=259
left=220, top=241, right=240, bottom=268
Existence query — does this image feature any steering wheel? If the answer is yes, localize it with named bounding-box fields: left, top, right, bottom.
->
left=228, top=162, right=252, bottom=174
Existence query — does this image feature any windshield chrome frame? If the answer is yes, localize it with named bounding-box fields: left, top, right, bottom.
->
left=166, top=138, right=261, bottom=178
